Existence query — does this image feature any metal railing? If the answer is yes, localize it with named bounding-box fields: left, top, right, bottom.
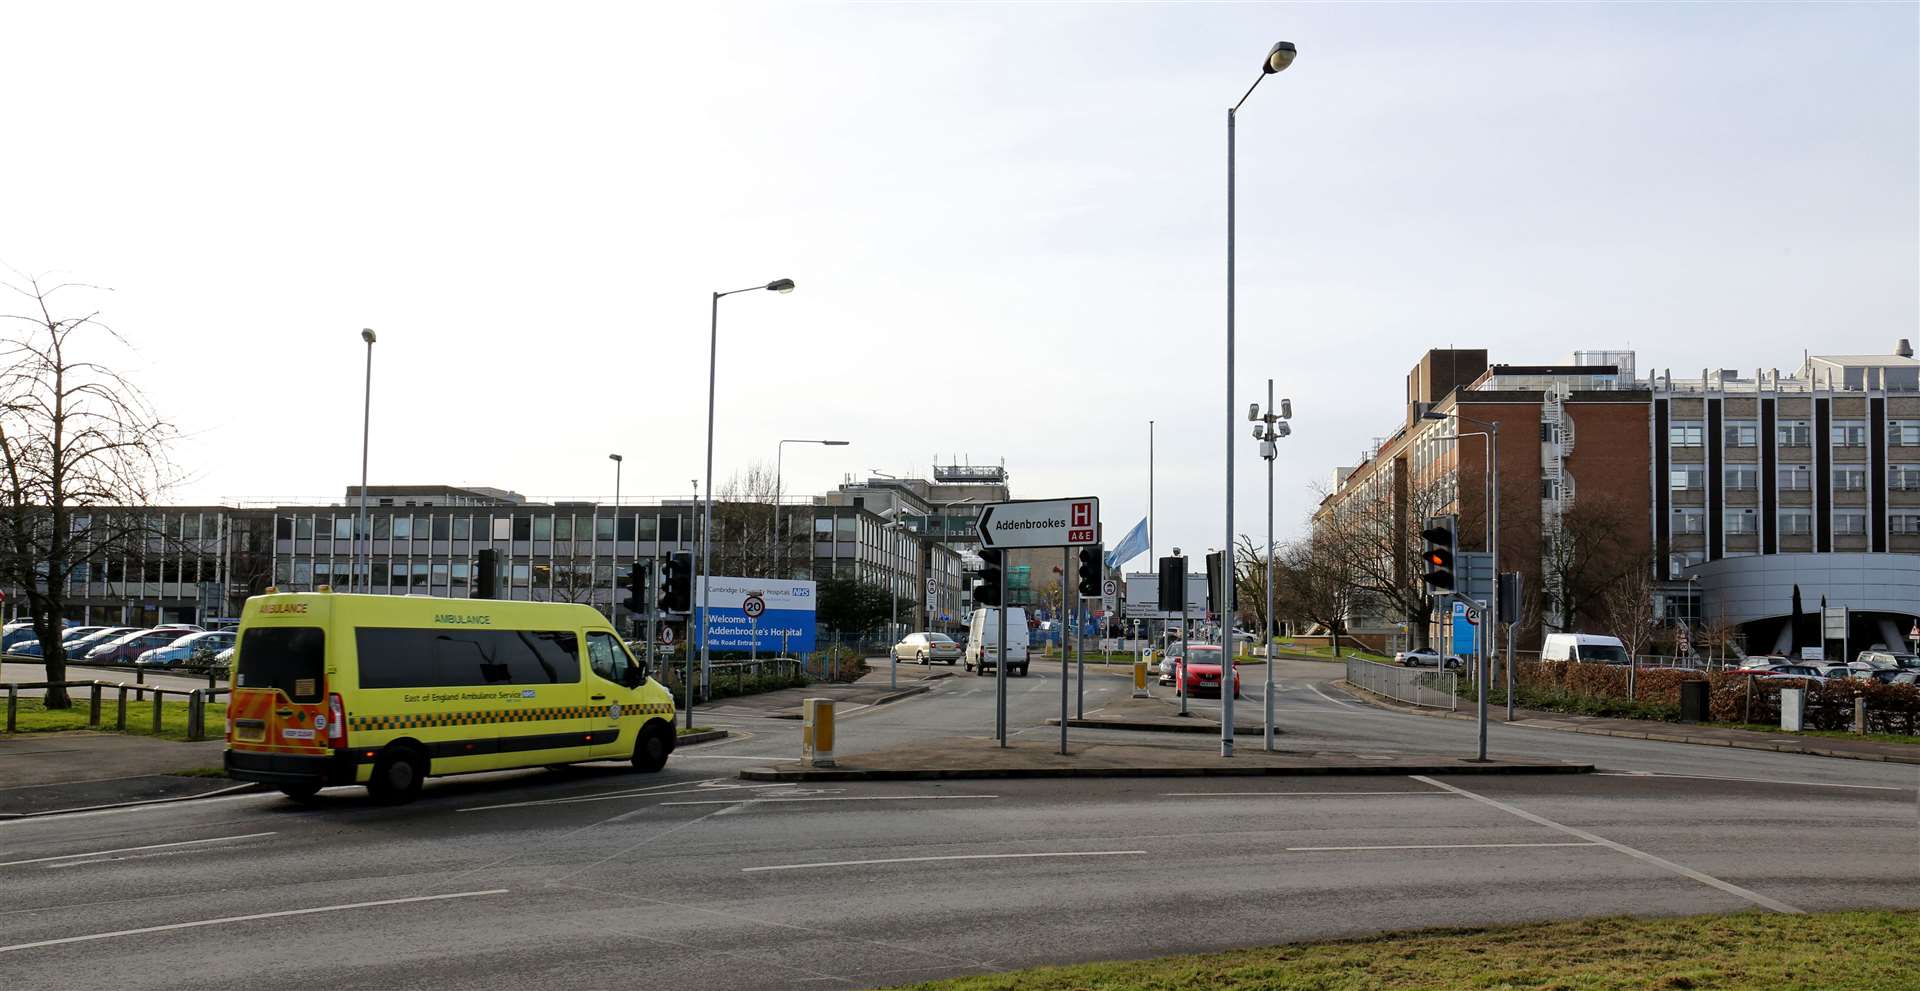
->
left=1345, top=658, right=1458, bottom=710
left=4, top=679, right=230, bottom=740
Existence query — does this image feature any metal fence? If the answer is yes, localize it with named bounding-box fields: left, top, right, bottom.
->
left=1345, top=658, right=1458, bottom=710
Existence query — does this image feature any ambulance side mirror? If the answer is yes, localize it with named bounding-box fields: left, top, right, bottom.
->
left=624, top=663, right=646, bottom=689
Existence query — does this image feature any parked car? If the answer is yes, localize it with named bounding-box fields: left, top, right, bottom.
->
left=1395, top=648, right=1464, bottom=669
left=62, top=626, right=139, bottom=658
left=1758, top=664, right=1828, bottom=685
left=891, top=632, right=961, bottom=666
left=1853, top=650, right=1915, bottom=671
left=1821, top=665, right=1870, bottom=682
left=135, top=630, right=237, bottom=669
left=1171, top=645, right=1240, bottom=699
left=1738, top=655, right=1786, bottom=670
left=84, top=628, right=191, bottom=665
left=1, top=623, right=41, bottom=652
left=1870, top=670, right=1919, bottom=686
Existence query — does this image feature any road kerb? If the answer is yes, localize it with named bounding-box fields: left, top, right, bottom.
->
left=735, top=762, right=1592, bottom=782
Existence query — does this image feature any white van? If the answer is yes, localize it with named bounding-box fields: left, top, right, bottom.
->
left=964, top=607, right=1030, bottom=677
left=1541, top=633, right=1630, bottom=665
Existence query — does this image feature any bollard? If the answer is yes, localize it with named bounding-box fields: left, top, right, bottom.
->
left=207, top=668, right=217, bottom=690
left=1133, top=659, right=1151, bottom=699
left=89, top=683, right=102, bottom=727
left=800, top=698, right=836, bottom=767
left=152, top=690, right=165, bottom=735
left=6, top=684, right=15, bottom=732
left=188, top=690, right=205, bottom=741
left=116, top=685, right=128, bottom=730
left=1855, top=696, right=1867, bottom=735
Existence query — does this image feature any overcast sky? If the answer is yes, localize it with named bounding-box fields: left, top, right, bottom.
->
left=6, top=2, right=1915, bottom=566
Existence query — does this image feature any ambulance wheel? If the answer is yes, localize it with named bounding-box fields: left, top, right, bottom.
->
left=366, top=746, right=426, bottom=804
left=278, top=783, right=322, bottom=802
left=632, top=723, right=672, bottom=773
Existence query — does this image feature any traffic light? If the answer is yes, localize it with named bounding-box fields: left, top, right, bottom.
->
left=1157, top=556, right=1183, bottom=612
left=1076, top=543, right=1102, bottom=598
left=1205, top=549, right=1238, bottom=614
left=618, top=562, right=648, bottom=614
left=475, top=548, right=498, bottom=599
left=659, top=551, right=693, bottom=613
left=1420, top=518, right=1456, bottom=592
left=974, top=548, right=1003, bottom=607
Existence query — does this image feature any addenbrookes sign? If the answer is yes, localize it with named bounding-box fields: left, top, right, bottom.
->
left=976, top=497, right=1100, bottom=549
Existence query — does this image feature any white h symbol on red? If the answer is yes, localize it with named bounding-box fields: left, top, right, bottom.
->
left=1071, top=502, right=1091, bottom=527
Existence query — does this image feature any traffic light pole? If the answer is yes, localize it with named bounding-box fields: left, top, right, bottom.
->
left=996, top=567, right=1008, bottom=747
left=1060, top=547, right=1070, bottom=756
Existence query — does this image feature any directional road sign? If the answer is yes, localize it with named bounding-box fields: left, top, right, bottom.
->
left=976, top=497, right=1100, bottom=549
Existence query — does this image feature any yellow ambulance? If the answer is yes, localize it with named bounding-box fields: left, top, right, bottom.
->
left=223, top=590, right=677, bottom=803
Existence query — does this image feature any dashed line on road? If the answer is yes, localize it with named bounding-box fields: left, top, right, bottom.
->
left=1159, top=791, right=1447, bottom=798
left=0, top=889, right=509, bottom=955
left=1288, top=841, right=1601, bottom=852
left=1307, top=681, right=1357, bottom=709
left=1412, top=775, right=1805, bottom=914
left=742, top=850, right=1145, bottom=873
left=1597, top=771, right=1912, bottom=792
left=661, top=795, right=998, bottom=808
left=0, top=832, right=277, bottom=869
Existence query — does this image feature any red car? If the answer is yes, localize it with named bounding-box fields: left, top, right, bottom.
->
left=1174, top=645, right=1241, bottom=699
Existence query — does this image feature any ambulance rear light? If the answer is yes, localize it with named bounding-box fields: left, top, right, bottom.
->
left=317, top=584, right=332, bottom=593
left=264, top=586, right=278, bottom=594
left=327, top=693, right=348, bottom=749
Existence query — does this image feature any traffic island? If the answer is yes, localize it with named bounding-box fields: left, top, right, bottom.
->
left=735, top=736, right=1590, bottom=781
left=1044, top=693, right=1267, bottom=735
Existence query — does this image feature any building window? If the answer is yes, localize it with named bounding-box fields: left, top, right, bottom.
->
left=533, top=516, right=552, bottom=541
left=1778, top=465, right=1812, bottom=491
left=276, top=517, right=294, bottom=540
left=1725, top=466, right=1757, bottom=491
left=453, top=517, right=471, bottom=540
left=391, top=516, right=412, bottom=540
left=1834, top=512, right=1867, bottom=536
left=1724, top=423, right=1757, bottom=448
left=492, top=517, right=512, bottom=541
left=1890, top=465, right=1920, bottom=491
left=432, top=516, right=451, bottom=540
left=1668, top=422, right=1704, bottom=447
left=1892, top=514, right=1920, bottom=534
left=1777, top=421, right=1811, bottom=447
left=1668, top=467, right=1704, bottom=491
left=294, top=517, right=314, bottom=540
left=553, top=516, right=573, bottom=541
left=1726, top=511, right=1759, bottom=535
left=1781, top=511, right=1813, bottom=536
left=373, top=515, right=391, bottom=540
left=1832, top=421, right=1867, bottom=448
left=1668, top=551, right=1705, bottom=573
left=1893, top=421, right=1920, bottom=447
left=1834, top=467, right=1866, bottom=492
left=1670, top=509, right=1705, bottom=534
left=512, top=517, right=532, bottom=541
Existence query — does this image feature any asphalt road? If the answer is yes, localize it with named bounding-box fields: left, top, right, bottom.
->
left=3, top=660, right=1915, bottom=990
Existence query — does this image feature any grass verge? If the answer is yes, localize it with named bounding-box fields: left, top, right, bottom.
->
left=1277, top=643, right=1396, bottom=664
left=3, top=696, right=227, bottom=742
left=1723, top=722, right=1920, bottom=746
left=885, top=910, right=1918, bottom=991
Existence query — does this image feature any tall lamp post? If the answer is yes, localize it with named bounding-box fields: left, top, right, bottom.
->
left=1222, top=40, right=1298, bottom=758
left=1422, top=409, right=1501, bottom=755
left=774, top=438, right=849, bottom=576
left=608, top=453, right=623, bottom=627
left=700, top=278, right=796, bottom=700
left=1249, top=383, right=1292, bottom=752
left=356, top=328, right=376, bottom=594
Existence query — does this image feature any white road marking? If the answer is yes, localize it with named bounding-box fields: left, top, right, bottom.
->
left=743, top=850, right=1146, bottom=873
left=1159, top=791, right=1449, bottom=798
left=1288, top=841, right=1601, bottom=852
left=674, top=755, right=802, bottom=761
left=663, top=795, right=997, bottom=808
left=1596, top=771, right=1912, bottom=792
left=0, top=832, right=277, bottom=869
left=459, top=781, right=793, bottom=812
left=1307, top=682, right=1356, bottom=709
left=0, top=790, right=279, bottom=826
left=0, top=889, right=508, bottom=954
left=1411, top=775, right=1805, bottom=914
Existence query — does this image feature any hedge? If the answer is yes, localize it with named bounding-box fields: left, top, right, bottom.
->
left=1515, top=661, right=1920, bottom=734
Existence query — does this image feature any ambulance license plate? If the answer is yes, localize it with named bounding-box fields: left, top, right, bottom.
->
left=235, top=719, right=266, bottom=743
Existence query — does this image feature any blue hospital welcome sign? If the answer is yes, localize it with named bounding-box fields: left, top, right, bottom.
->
left=693, top=577, right=817, bottom=653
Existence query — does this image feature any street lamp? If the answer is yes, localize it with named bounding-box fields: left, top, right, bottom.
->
left=1221, top=40, right=1297, bottom=759
left=356, top=328, right=376, bottom=594
left=775, top=439, right=850, bottom=576
left=609, top=453, right=623, bottom=627
left=700, top=278, right=796, bottom=704
left=1249, top=384, right=1293, bottom=752
left=1422, top=408, right=1502, bottom=755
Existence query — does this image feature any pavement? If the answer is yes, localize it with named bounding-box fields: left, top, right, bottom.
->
left=1, top=656, right=1915, bottom=990
left=0, top=732, right=238, bottom=817
left=1042, top=692, right=1266, bottom=734
left=1343, top=680, right=1920, bottom=765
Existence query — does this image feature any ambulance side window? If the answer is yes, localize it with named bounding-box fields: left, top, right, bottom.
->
left=587, top=632, right=629, bottom=685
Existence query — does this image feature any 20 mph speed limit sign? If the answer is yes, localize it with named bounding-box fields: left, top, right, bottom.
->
left=742, top=593, right=766, bottom=620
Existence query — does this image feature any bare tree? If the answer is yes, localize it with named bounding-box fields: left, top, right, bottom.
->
left=0, top=275, right=175, bottom=708
left=1602, top=558, right=1660, bottom=662
left=709, top=461, right=811, bottom=579
left=1276, top=529, right=1357, bottom=656
left=1539, top=495, right=1641, bottom=633
left=1315, top=473, right=1450, bottom=650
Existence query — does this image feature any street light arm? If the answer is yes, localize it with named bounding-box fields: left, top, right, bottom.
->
left=1231, top=72, right=1268, bottom=114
